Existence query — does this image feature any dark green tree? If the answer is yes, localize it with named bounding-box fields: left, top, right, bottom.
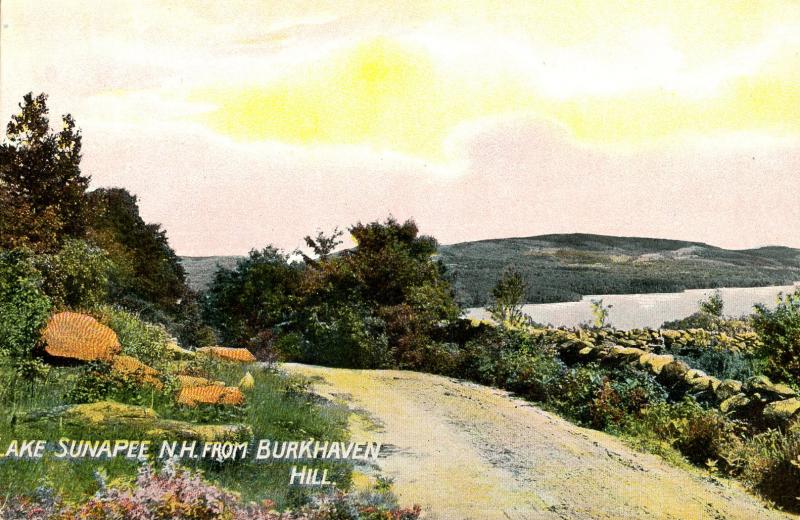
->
left=0, top=93, right=89, bottom=250
left=86, top=188, right=187, bottom=315
left=489, top=268, right=527, bottom=326
left=203, top=246, right=300, bottom=345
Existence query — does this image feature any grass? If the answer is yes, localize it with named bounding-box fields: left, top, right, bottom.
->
left=0, top=359, right=352, bottom=508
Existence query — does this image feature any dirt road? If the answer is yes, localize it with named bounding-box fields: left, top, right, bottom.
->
left=282, top=363, right=795, bottom=520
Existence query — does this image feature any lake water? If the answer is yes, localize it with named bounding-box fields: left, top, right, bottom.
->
left=465, top=282, right=800, bottom=330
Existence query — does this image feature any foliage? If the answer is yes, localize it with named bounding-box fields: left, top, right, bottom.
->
left=5, top=462, right=421, bottom=520
left=723, top=428, right=800, bottom=511
left=699, top=290, right=725, bottom=317
left=0, top=93, right=89, bottom=252
left=662, top=291, right=734, bottom=331
left=488, top=268, right=527, bottom=326
left=589, top=299, right=610, bottom=328
left=626, top=399, right=738, bottom=466
left=203, top=246, right=299, bottom=345
left=752, top=290, right=800, bottom=384
left=94, top=306, right=171, bottom=367
left=0, top=249, right=52, bottom=359
left=670, top=348, right=762, bottom=382
left=34, top=239, right=113, bottom=310
left=86, top=187, right=188, bottom=316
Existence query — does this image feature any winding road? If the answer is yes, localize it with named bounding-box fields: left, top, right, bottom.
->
left=282, top=363, right=795, bottom=520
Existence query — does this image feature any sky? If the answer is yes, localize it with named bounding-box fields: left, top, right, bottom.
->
left=2, top=0, right=799, bottom=255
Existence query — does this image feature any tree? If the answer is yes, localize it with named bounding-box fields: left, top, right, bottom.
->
left=590, top=299, right=611, bottom=328
left=489, top=268, right=527, bottom=326
left=699, top=291, right=724, bottom=318
left=203, top=246, right=299, bottom=345
left=86, top=188, right=187, bottom=314
left=752, top=290, right=800, bottom=384
left=0, top=93, right=89, bottom=250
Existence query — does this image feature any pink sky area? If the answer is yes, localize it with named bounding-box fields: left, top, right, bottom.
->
left=2, top=2, right=799, bottom=255
left=77, top=118, right=800, bottom=256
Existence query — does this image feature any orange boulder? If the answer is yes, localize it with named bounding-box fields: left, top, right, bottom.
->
left=177, top=385, right=245, bottom=407
left=42, top=312, right=120, bottom=362
left=111, top=355, right=163, bottom=389
left=197, top=346, right=256, bottom=363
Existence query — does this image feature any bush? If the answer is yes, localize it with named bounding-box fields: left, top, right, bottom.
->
left=722, top=427, right=800, bottom=511
left=0, top=249, right=52, bottom=359
left=671, top=348, right=763, bottom=382
left=35, top=239, right=113, bottom=310
left=94, top=306, right=171, bottom=367
left=297, top=303, right=391, bottom=369
left=752, top=290, right=800, bottom=384
left=629, top=399, right=739, bottom=466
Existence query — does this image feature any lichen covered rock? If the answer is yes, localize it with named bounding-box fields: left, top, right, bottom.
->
left=112, top=355, right=162, bottom=389
left=42, top=312, right=120, bottom=362
left=177, top=385, right=246, bottom=406
left=197, top=346, right=256, bottom=363
left=18, top=400, right=251, bottom=441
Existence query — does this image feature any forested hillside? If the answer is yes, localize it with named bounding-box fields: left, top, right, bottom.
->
left=182, top=234, right=800, bottom=305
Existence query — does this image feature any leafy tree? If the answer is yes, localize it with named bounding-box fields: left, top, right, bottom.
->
left=0, top=93, right=89, bottom=250
left=0, top=249, right=52, bottom=360
left=489, top=268, right=527, bottom=326
left=700, top=291, right=725, bottom=318
left=752, top=290, right=800, bottom=383
left=86, top=188, right=187, bottom=314
left=203, top=246, right=299, bottom=345
left=34, top=239, right=114, bottom=310
left=590, top=299, right=611, bottom=328
left=294, top=218, right=460, bottom=368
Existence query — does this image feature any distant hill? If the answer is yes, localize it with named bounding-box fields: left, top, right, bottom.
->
left=181, top=234, right=800, bottom=305
left=180, top=256, right=242, bottom=292
left=437, top=233, right=800, bottom=306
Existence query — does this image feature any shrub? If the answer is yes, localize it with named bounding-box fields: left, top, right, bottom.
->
left=298, top=303, right=391, bottom=369
left=671, top=348, right=763, bottom=382
left=752, top=290, right=800, bottom=384
left=35, top=239, right=113, bottom=310
left=0, top=249, right=52, bottom=359
left=93, top=306, right=171, bottom=367
left=631, top=399, right=738, bottom=466
left=723, top=428, right=800, bottom=511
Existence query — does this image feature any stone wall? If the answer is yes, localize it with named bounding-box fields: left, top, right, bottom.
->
left=525, top=326, right=798, bottom=428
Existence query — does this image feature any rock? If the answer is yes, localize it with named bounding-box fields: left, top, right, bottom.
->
left=145, top=421, right=252, bottom=442
left=763, top=398, right=800, bottom=424
left=197, top=346, right=256, bottom=363
left=166, top=341, right=196, bottom=359
left=177, top=385, right=246, bottom=406
left=720, top=393, right=751, bottom=413
left=685, top=369, right=708, bottom=380
left=18, top=401, right=251, bottom=442
left=176, top=375, right=224, bottom=388
left=745, top=375, right=796, bottom=399
left=641, top=354, right=674, bottom=375
left=659, top=360, right=690, bottom=382
left=111, top=355, right=162, bottom=389
left=238, top=371, right=255, bottom=390
left=42, top=312, right=120, bottom=362
left=578, top=346, right=595, bottom=356
left=715, top=379, right=743, bottom=401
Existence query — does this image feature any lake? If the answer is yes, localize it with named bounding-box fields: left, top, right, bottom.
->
left=465, top=282, right=800, bottom=330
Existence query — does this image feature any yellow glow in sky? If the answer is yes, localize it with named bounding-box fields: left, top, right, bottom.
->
left=195, top=32, right=800, bottom=160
